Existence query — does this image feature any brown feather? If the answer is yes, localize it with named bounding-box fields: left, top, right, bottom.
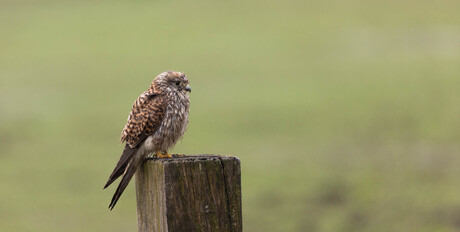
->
left=103, top=144, right=138, bottom=189
left=105, top=92, right=165, bottom=209
left=121, top=92, right=165, bottom=148
left=108, top=149, right=144, bottom=210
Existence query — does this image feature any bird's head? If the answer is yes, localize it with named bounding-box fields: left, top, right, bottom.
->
left=152, top=71, right=191, bottom=93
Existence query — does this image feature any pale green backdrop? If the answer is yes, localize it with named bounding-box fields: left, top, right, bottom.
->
left=1, top=0, right=460, bottom=231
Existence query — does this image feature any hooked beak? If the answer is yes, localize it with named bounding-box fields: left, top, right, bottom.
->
left=185, top=85, right=192, bottom=92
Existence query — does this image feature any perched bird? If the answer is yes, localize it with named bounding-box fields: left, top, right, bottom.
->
left=104, top=71, right=191, bottom=210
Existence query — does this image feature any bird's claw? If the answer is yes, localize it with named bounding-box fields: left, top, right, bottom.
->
left=155, top=153, right=172, bottom=158
left=154, top=153, right=186, bottom=158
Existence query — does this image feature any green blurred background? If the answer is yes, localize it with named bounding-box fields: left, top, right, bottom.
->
left=1, top=0, right=460, bottom=231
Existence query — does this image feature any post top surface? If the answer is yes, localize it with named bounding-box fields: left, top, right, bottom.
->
left=144, top=155, right=240, bottom=163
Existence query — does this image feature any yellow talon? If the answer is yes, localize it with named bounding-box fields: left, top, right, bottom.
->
left=156, top=152, right=172, bottom=158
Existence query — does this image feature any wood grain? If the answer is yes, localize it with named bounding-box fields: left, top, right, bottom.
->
left=135, top=155, right=242, bottom=232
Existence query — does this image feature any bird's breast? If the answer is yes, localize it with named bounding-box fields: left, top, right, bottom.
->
left=151, top=92, right=190, bottom=152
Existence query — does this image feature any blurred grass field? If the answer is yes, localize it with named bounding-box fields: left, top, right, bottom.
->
left=1, top=0, right=460, bottom=231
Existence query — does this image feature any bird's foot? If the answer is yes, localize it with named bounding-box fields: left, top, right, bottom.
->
left=155, top=152, right=172, bottom=158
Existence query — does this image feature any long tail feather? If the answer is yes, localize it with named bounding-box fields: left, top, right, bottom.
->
left=104, top=144, right=137, bottom=189
left=108, top=149, right=145, bottom=210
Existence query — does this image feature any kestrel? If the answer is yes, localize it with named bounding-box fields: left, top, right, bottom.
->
left=104, top=71, right=191, bottom=210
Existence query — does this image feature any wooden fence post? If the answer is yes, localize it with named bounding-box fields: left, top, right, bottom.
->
left=135, top=155, right=242, bottom=232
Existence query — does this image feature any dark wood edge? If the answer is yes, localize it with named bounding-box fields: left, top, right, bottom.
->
left=144, top=155, right=240, bottom=162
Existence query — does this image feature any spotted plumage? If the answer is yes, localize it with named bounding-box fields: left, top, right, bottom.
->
left=104, top=71, right=191, bottom=210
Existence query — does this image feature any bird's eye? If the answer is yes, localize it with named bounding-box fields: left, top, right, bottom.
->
left=175, top=81, right=180, bottom=86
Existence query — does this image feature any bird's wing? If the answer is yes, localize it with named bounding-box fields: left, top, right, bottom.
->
left=121, top=91, right=165, bottom=148
left=107, top=92, right=165, bottom=185
left=104, top=91, right=165, bottom=210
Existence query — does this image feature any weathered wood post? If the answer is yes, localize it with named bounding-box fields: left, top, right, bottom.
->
left=135, top=155, right=242, bottom=232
